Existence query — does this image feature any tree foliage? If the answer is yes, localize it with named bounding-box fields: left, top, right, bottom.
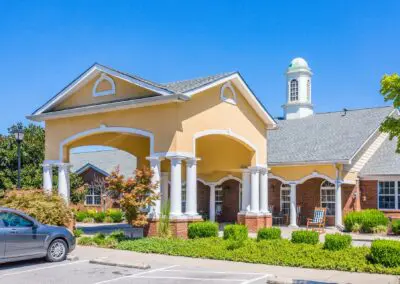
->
left=379, top=74, right=400, bottom=153
left=105, top=167, right=159, bottom=227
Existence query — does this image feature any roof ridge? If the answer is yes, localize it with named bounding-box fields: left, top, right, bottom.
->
left=314, top=105, right=393, bottom=115
left=162, top=71, right=237, bottom=86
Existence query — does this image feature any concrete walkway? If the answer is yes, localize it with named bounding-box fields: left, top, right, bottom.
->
left=72, top=245, right=399, bottom=284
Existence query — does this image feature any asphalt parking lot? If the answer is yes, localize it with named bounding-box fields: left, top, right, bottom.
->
left=0, top=258, right=270, bottom=284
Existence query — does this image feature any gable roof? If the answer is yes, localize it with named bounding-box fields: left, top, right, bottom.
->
left=360, top=136, right=400, bottom=176
left=28, top=64, right=276, bottom=127
left=268, top=106, right=395, bottom=165
left=75, top=163, right=110, bottom=177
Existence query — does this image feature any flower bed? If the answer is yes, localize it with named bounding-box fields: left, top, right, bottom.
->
left=74, top=208, right=124, bottom=223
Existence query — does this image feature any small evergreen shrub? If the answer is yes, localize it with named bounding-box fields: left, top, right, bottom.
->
left=104, top=216, right=113, bottom=223
left=344, top=210, right=388, bottom=233
left=188, top=221, right=218, bottom=239
left=371, top=225, right=388, bottom=234
left=323, top=233, right=352, bottom=251
left=77, top=236, right=95, bottom=246
left=291, top=230, right=319, bottom=245
left=73, top=228, right=84, bottom=237
left=223, top=224, right=248, bottom=241
left=108, top=230, right=126, bottom=242
left=257, top=227, right=281, bottom=241
left=106, top=209, right=124, bottom=223
left=82, top=217, right=95, bottom=223
left=371, top=239, right=400, bottom=267
left=93, top=212, right=106, bottom=223
left=75, top=211, right=88, bottom=222
left=391, top=220, right=400, bottom=235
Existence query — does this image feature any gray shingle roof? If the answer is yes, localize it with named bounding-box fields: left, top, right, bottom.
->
left=70, top=149, right=137, bottom=177
left=162, top=72, right=236, bottom=93
left=361, top=137, right=400, bottom=175
left=268, top=106, right=394, bottom=164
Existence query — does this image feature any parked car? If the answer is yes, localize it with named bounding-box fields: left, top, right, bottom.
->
left=0, top=207, right=75, bottom=263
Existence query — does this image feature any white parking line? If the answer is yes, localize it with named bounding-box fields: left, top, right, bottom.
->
left=0, top=260, right=89, bottom=279
left=136, top=276, right=244, bottom=282
left=93, top=264, right=180, bottom=284
left=164, top=269, right=265, bottom=275
left=241, top=274, right=271, bottom=284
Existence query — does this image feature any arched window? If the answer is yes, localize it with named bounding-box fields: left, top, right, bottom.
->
left=307, top=80, right=311, bottom=102
left=320, top=180, right=335, bottom=216
left=280, top=184, right=291, bottom=215
left=290, top=79, right=298, bottom=101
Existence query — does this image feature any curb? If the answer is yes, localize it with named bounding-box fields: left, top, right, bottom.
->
left=89, top=258, right=151, bottom=270
left=266, top=275, right=294, bottom=284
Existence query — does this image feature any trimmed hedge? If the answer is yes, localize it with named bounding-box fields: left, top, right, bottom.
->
left=188, top=221, right=218, bottom=239
left=223, top=224, right=248, bottom=241
left=371, top=240, right=400, bottom=267
left=323, top=233, right=352, bottom=251
left=344, top=210, right=389, bottom=233
left=392, top=220, right=400, bottom=235
left=257, top=227, right=281, bottom=241
left=291, top=230, right=319, bottom=245
left=74, top=209, right=124, bottom=223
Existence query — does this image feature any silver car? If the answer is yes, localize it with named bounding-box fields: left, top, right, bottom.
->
left=0, top=207, right=75, bottom=263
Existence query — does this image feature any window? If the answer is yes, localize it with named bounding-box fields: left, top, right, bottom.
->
left=307, top=80, right=311, bottom=101
left=378, top=181, right=399, bottom=210
left=85, top=184, right=102, bottom=206
left=321, top=181, right=335, bottom=216
left=280, top=184, right=291, bottom=215
left=215, top=189, right=223, bottom=216
left=290, top=79, right=298, bottom=101
left=0, top=212, right=34, bottom=227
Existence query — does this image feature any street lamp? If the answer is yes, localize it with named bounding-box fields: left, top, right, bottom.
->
left=14, top=127, right=24, bottom=189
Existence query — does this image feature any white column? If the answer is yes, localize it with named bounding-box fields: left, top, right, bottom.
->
left=259, top=168, right=269, bottom=213
left=57, top=163, right=71, bottom=204
left=185, top=158, right=198, bottom=216
left=160, top=172, right=169, bottom=209
left=147, top=157, right=161, bottom=218
left=289, top=183, right=298, bottom=228
left=42, top=163, right=53, bottom=194
left=169, top=157, right=184, bottom=217
left=335, top=181, right=343, bottom=228
left=250, top=167, right=260, bottom=213
left=241, top=170, right=251, bottom=212
left=209, top=183, right=216, bottom=222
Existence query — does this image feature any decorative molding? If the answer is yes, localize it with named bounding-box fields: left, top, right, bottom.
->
left=92, top=73, right=116, bottom=97
left=220, top=81, right=237, bottom=105
left=269, top=171, right=337, bottom=185
left=59, top=126, right=154, bottom=161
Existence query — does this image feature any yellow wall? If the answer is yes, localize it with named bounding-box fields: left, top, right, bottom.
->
left=270, top=164, right=337, bottom=182
left=52, top=74, right=158, bottom=111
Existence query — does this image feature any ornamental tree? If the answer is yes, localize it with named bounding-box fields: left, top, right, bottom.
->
left=105, top=166, right=159, bottom=227
left=379, top=74, right=400, bottom=153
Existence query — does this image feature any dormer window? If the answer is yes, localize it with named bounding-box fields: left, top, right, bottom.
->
left=290, top=79, right=298, bottom=101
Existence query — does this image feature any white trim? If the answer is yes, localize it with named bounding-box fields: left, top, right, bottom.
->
left=220, top=81, right=237, bottom=105
left=320, top=180, right=336, bottom=216
left=32, top=64, right=173, bottom=116
left=59, top=126, right=154, bottom=161
left=151, top=152, right=195, bottom=159
left=269, top=174, right=290, bottom=184
left=74, top=163, right=110, bottom=176
left=193, top=129, right=258, bottom=164
left=92, top=73, right=116, bottom=97
left=269, top=171, right=337, bottom=185
left=280, top=183, right=291, bottom=215
left=215, top=174, right=242, bottom=186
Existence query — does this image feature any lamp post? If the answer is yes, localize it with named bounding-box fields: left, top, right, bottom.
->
left=14, top=127, right=24, bottom=189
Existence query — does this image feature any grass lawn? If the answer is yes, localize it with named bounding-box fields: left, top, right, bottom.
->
left=78, top=235, right=400, bottom=275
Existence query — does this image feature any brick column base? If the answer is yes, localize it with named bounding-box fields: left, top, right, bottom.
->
left=144, top=216, right=203, bottom=238
left=237, top=212, right=272, bottom=233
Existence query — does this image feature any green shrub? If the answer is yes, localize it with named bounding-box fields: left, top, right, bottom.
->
left=371, top=240, right=400, bottom=267
left=344, top=210, right=388, bottom=233
left=371, top=225, right=388, bottom=234
left=257, top=227, right=281, bottom=241
left=351, top=223, right=362, bottom=233
left=108, top=230, right=126, bottom=242
left=86, top=209, right=97, bottom=218
left=82, top=217, right=95, bottom=223
left=323, top=233, right=352, bottom=251
left=188, top=221, right=218, bottom=239
left=93, top=211, right=106, bottom=223
left=0, top=189, right=74, bottom=228
left=75, top=211, right=88, bottom=222
left=291, top=230, right=319, bottom=245
left=104, top=216, right=113, bottom=223
left=77, top=236, right=95, bottom=246
left=223, top=224, right=248, bottom=241
left=158, top=201, right=171, bottom=238
left=106, top=209, right=124, bottom=223
left=73, top=228, right=84, bottom=237
left=391, top=220, right=400, bottom=235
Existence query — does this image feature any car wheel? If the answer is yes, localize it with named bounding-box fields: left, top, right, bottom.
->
left=46, top=239, right=68, bottom=262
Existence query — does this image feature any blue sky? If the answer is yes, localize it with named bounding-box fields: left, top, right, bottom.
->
left=0, top=0, right=399, bottom=134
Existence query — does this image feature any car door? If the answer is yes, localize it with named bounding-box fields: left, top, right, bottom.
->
left=0, top=212, right=46, bottom=258
left=0, top=219, right=6, bottom=259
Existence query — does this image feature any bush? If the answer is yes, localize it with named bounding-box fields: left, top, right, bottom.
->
left=75, top=211, right=88, bottom=222
left=344, top=210, right=388, bottom=233
left=108, top=230, right=126, bottom=242
left=188, top=221, right=218, bottom=239
left=77, top=236, right=95, bottom=246
left=104, top=216, right=113, bottom=223
left=73, top=229, right=84, bottom=237
left=106, top=209, right=124, bottom=223
left=391, top=220, right=400, bottom=235
left=291, top=230, right=319, bottom=245
left=371, top=240, right=400, bottom=267
left=323, top=233, right=352, bottom=251
left=223, top=224, right=248, bottom=250
left=93, top=211, right=106, bottom=223
left=257, top=227, right=281, bottom=241
left=0, top=189, right=73, bottom=228
left=82, top=217, right=95, bottom=223
left=371, top=225, right=388, bottom=234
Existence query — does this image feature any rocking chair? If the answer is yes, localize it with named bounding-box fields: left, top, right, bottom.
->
left=306, top=207, right=326, bottom=233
